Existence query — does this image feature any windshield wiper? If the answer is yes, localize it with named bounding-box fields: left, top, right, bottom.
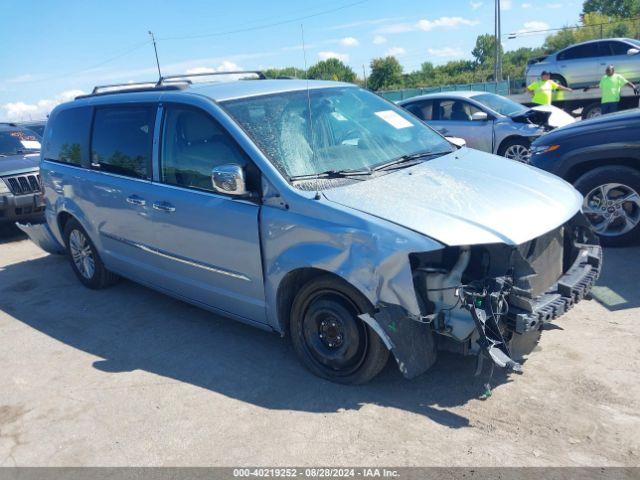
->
left=372, top=150, right=449, bottom=171
left=290, top=168, right=372, bottom=181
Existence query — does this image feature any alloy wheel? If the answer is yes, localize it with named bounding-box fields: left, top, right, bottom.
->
left=503, top=144, right=531, bottom=163
left=582, top=183, right=640, bottom=237
left=69, top=229, right=95, bottom=279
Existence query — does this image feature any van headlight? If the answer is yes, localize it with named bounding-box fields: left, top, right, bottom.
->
left=0, top=178, right=10, bottom=194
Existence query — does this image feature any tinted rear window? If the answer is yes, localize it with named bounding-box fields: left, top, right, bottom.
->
left=45, top=107, right=92, bottom=166
left=91, top=106, right=155, bottom=179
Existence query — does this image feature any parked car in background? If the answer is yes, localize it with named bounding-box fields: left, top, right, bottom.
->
left=16, top=120, right=47, bottom=137
left=525, top=38, right=640, bottom=88
left=0, top=123, right=44, bottom=224
left=21, top=74, right=601, bottom=384
left=530, top=109, right=640, bottom=246
left=399, top=91, right=574, bottom=162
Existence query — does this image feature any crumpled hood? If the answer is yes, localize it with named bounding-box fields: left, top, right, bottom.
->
left=323, top=148, right=583, bottom=246
left=0, top=153, right=40, bottom=176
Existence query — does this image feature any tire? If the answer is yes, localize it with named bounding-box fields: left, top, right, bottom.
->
left=289, top=275, right=389, bottom=385
left=498, top=137, right=531, bottom=163
left=63, top=218, right=119, bottom=289
left=550, top=74, right=567, bottom=87
left=582, top=102, right=602, bottom=119
left=574, top=166, right=640, bottom=247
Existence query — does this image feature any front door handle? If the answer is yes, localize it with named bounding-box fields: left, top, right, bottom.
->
left=152, top=201, right=176, bottom=212
left=126, top=195, right=146, bottom=206
left=439, top=128, right=449, bottom=134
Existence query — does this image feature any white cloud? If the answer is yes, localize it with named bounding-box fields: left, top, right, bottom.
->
left=385, top=46, right=406, bottom=57
left=318, top=51, right=350, bottom=62
left=339, top=37, right=359, bottom=47
left=373, top=35, right=387, bottom=45
left=501, top=0, right=512, bottom=10
left=378, top=16, right=479, bottom=34
left=522, top=2, right=532, bottom=7
left=470, top=1, right=483, bottom=10
left=515, top=20, right=550, bottom=35
left=183, top=61, right=256, bottom=81
left=427, top=47, right=465, bottom=58
left=0, top=89, right=85, bottom=121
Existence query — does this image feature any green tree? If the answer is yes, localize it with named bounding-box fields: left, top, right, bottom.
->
left=306, top=58, right=356, bottom=82
left=368, top=56, right=403, bottom=91
left=583, top=0, right=640, bottom=17
left=263, top=67, right=306, bottom=79
left=472, top=34, right=503, bottom=66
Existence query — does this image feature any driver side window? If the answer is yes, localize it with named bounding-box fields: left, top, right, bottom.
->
left=160, top=106, right=249, bottom=192
left=438, top=100, right=481, bottom=122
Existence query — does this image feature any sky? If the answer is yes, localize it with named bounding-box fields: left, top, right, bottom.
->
left=0, top=0, right=582, bottom=121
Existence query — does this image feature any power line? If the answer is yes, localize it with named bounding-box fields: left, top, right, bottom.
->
left=159, top=0, right=370, bottom=41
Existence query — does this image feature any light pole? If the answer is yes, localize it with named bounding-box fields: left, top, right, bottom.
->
left=494, top=0, right=502, bottom=82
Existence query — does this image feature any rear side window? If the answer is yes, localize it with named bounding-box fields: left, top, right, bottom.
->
left=91, top=106, right=155, bottom=179
left=558, top=43, right=599, bottom=60
left=404, top=100, right=434, bottom=121
left=45, top=107, right=92, bottom=166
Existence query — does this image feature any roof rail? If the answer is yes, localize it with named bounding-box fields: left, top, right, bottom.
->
left=76, top=70, right=267, bottom=100
left=157, top=70, right=267, bottom=84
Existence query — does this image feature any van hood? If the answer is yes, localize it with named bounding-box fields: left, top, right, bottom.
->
left=323, top=148, right=583, bottom=246
left=0, top=153, right=40, bottom=176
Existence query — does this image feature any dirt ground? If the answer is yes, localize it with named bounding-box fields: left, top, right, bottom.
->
left=0, top=224, right=639, bottom=467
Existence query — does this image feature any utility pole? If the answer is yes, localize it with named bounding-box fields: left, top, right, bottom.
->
left=494, top=0, right=502, bottom=82
left=362, top=64, right=368, bottom=89
left=148, top=31, right=162, bottom=81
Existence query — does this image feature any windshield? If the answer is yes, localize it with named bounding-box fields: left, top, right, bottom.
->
left=0, top=129, right=42, bottom=157
left=221, top=87, right=453, bottom=180
left=471, top=93, right=527, bottom=116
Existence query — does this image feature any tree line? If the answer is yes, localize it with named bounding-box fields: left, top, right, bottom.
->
left=264, top=1, right=640, bottom=92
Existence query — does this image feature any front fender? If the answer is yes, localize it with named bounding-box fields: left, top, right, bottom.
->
left=260, top=200, right=443, bottom=332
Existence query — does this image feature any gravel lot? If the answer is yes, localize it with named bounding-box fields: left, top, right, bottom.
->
left=1, top=225, right=639, bottom=466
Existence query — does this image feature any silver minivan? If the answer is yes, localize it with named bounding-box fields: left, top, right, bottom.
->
left=21, top=73, right=602, bottom=384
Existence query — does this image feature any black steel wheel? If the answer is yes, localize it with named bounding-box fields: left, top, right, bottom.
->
left=289, top=275, right=389, bottom=384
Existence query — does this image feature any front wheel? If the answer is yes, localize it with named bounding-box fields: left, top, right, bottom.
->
left=289, top=275, right=389, bottom=384
left=575, top=166, right=640, bottom=246
left=582, top=102, right=602, bottom=119
left=499, top=138, right=531, bottom=163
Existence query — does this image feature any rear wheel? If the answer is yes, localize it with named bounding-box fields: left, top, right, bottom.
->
left=550, top=74, right=567, bottom=87
left=64, top=218, right=119, bottom=289
left=575, top=166, right=640, bottom=246
left=582, top=102, right=602, bottom=119
left=289, top=275, right=389, bottom=384
left=498, top=138, right=531, bottom=163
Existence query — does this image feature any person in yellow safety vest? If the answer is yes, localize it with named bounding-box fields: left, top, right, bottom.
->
left=527, top=71, right=572, bottom=105
left=599, top=64, right=637, bottom=115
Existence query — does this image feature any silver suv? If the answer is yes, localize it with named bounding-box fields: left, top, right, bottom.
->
left=526, top=38, right=640, bottom=88
left=21, top=73, right=601, bottom=384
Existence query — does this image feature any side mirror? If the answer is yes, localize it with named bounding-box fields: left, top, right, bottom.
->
left=446, top=136, right=467, bottom=148
left=628, top=48, right=640, bottom=56
left=471, top=111, right=489, bottom=122
left=211, top=164, right=247, bottom=196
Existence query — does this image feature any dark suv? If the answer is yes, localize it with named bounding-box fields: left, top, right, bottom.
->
left=530, top=109, right=640, bottom=246
left=0, top=124, right=44, bottom=225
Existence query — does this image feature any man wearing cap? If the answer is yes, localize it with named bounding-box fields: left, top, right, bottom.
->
left=599, top=65, right=636, bottom=114
left=527, top=71, right=573, bottom=105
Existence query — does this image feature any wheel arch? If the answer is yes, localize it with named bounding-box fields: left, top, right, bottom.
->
left=565, top=157, right=640, bottom=184
left=275, top=267, right=371, bottom=335
left=497, top=135, right=532, bottom=156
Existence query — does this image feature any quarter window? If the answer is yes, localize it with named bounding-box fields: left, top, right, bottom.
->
left=45, top=107, right=92, bottom=166
left=160, top=106, right=248, bottom=192
left=91, top=106, right=155, bottom=179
